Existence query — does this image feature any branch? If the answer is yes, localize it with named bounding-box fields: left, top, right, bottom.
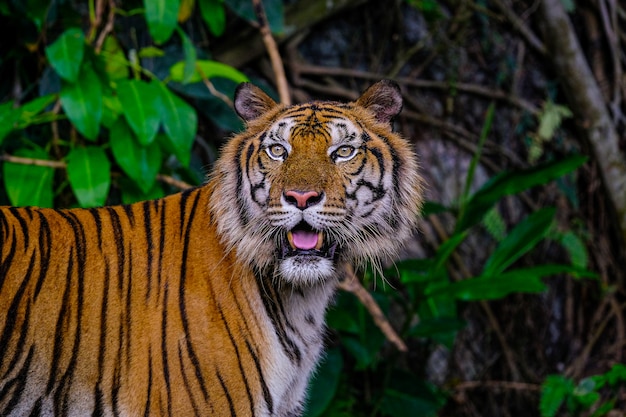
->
left=338, top=263, right=408, bottom=352
left=250, top=0, right=291, bottom=105
left=0, top=154, right=192, bottom=191
left=540, top=0, right=626, bottom=246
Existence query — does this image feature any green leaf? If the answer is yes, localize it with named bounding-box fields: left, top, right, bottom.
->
left=482, top=208, right=556, bottom=277
left=199, top=0, right=226, bottom=36
left=483, top=206, right=507, bottom=241
left=169, top=59, right=249, bottom=84
left=605, top=363, right=626, bottom=386
left=409, top=317, right=466, bottom=338
left=157, top=83, right=197, bottom=166
left=102, top=36, right=130, bottom=80
left=225, top=0, right=284, bottom=33
left=110, top=118, right=162, bottom=193
left=144, top=0, right=180, bottom=44
left=45, top=28, right=85, bottom=83
left=432, top=231, right=467, bottom=272
left=557, top=231, right=589, bottom=270
left=379, top=389, right=440, bottom=417
left=137, top=46, right=166, bottom=58
left=119, top=178, right=165, bottom=204
left=538, top=101, right=572, bottom=140
left=540, top=375, right=573, bottom=417
left=456, top=155, right=587, bottom=232
left=67, top=147, right=111, bottom=207
left=426, top=265, right=595, bottom=301
left=59, top=64, right=103, bottom=140
left=176, top=28, right=197, bottom=84
left=0, top=101, right=21, bottom=144
left=117, top=79, right=161, bottom=145
left=303, top=348, right=343, bottom=417
left=2, top=147, right=54, bottom=207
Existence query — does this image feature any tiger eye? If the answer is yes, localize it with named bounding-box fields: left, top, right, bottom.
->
left=267, top=144, right=287, bottom=160
left=335, top=145, right=356, bottom=159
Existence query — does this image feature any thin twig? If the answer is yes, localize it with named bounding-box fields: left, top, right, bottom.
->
left=95, top=0, right=116, bottom=53
left=250, top=0, right=291, bottom=104
left=454, top=380, right=541, bottom=391
left=0, top=154, right=192, bottom=191
left=338, top=263, right=408, bottom=352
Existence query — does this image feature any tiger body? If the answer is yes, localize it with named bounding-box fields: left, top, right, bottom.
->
left=0, top=81, right=423, bottom=416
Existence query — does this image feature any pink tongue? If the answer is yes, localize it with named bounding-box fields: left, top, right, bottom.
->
left=291, top=230, right=318, bottom=250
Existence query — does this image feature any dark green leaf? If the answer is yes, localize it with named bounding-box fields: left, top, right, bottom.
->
left=482, top=208, right=555, bottom=277
left=540, top=375, right=573, bottom=417
left=169, top=60, right=249, bottom=84
left=144, top=0, right=180, bottom=44
left=0, top=101, right=20, bottom=144
left=157, top=83, right=197, bottom=166
left=379, top=389, right=440, bottom=417
left=45, top=28, right=85, bottom=83
left=199, top=0, right=226, bottom=36
left=225, top=0, right=284, bottom=33
left=110, top=118, right=162, bottom=193
left=2, top=147, right=54, bottom=207
left=176, top=28, right=197, bottom=84
left=432, top=231, right=467, bottom=272
left=303, top=348, right=343, bottom=417
left=119, top=178, right=165, bottom=204
left=421, top=201, right=450, bottom=216
left=67, top=147, right=111, bottom=207
left=409, top=317, right=466, bottom=338
left=117, top=79, right=161, bottom=146
left=59, top=64, right=103, bottom=140
left=456, top=155, right=587, bottom=232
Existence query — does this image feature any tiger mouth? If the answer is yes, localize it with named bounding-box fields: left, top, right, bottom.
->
left=280, top=221, right=338, bottom=260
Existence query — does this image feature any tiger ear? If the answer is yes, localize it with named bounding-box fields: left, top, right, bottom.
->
left=234, top=83, right=278, bottom=122
left=355, top=80, right=403, bottom=125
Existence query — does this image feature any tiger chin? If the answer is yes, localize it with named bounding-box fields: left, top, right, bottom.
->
left=0, top=80, right=423, bottom=416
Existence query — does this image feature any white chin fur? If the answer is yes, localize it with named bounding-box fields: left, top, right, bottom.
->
left=278, top=256, right=336, bottom=286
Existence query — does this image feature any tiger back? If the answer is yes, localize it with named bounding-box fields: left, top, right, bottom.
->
left=0, top=80, right=423, bottom=416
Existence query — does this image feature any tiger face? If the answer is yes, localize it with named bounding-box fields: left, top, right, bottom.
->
left=211, top=80, right=423, bottom=286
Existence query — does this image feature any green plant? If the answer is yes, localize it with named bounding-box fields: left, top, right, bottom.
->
left=0, top=0, right=258, bottom=207
left=303, top=104, right=594, bottom=417
left=540, top=364, right=626, bottom=417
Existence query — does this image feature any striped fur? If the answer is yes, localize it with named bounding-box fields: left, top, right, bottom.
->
left=0, top=81, right=423, bottom=416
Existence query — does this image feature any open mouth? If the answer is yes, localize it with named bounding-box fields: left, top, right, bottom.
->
left=280, top=221, right=338, bottom=260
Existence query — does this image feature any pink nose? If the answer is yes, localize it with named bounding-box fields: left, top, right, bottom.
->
left=284, top=190, right=322, bottom=209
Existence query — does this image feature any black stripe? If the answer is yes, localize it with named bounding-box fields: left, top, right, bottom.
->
left=161, top=282, right=173, bottom=417
left=106, top=208, right=125, bottom=293
left=33, top=211, right=52, bottom=300
left=0, top=345, right=35, bottom=415
left=143, top=347, right=153, bottom=417
left=95, top=260, right=110, bottom=415
left=8, top=207, right=29, bottom=249
left=143, top=201, right=154, bottom=301
left=177, top=344, right=201, bottom=417
left=178, top=190, right=210, bottom=400
left=245, top=339, right=273, bottom=414
left=88, top=208, right=104, bottom=250
left=216, top=369, right=236, bottom=417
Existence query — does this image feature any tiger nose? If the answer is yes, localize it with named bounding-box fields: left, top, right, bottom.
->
left=284, top=190, right=323, bottom=209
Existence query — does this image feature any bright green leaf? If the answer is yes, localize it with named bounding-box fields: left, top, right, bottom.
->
left=303, top=348, right=343, bottom=417
left=102, top=36, right=130, bottom=80
left=67, top=147, right=111, bottom=207
left=456, top=155, right=587, bottom=232
left=540, top=375, right=573, bottom=417
left=2, top=147, right=54, bottom=207
left=157, top=83, right=197, bottom=166
left=45, top=28, right=85, bottom=83
left=169, top=60, right=249, bottom=84
left=538, top=101, right=572, bottom=140
left=138, top=46, right=166, bottom=58
left=199, top=0, right=226, bottom=36
left=59, top=64, right=103, bottom=140
left=117, top=79, right=161, bottom=145
left=110, top=118, right=162, bottom=193
left=482, top=208, right=556, bottom=277
left=483, top=206, right=507, bottom=241
left=144, top=0, right=180, bottom=44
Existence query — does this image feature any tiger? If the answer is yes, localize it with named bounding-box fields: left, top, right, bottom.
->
left=0, top=80, right=423, bottom=416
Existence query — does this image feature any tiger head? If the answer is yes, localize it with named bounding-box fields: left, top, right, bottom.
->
left=210, top=80, right=423, bottom=286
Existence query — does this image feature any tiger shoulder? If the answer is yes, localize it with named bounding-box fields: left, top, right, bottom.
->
left=0, top=80, right=423, bottom=417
